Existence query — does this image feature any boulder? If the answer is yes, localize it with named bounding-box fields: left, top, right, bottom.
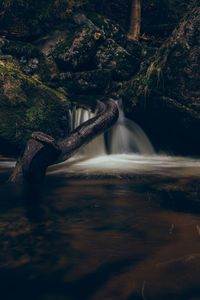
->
left=94, top=39, right=139, bottom=81
left=122, top=5, right=200, bottom=155
left=0, top=38, right=55, bottom=83
left=77, top=12, right=127, bottom=47
left=59, top=69, right=112, bottom=95
left=0, top=0, right=91, bottom=40
left=0, top=57, right=70, bottom=155
left=51, top=27, right=105, bottom=71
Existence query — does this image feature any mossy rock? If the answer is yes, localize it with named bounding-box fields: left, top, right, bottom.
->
left=140, top=6, right=200, bottom=108
left=59, top=69, right=112, bottom=95
left=94, top=39, right=139, bottom=81
left=0, top=38, right=57, bottom=85
left=51, top=26, right=104, bottom=71
left=122, top=5, right=200, bottom=110
left=120, top=5, right=200, bottom=155
left=0, top=0, right=92, bottom=40
left=85, top=12, right=126, bottom=46
left=0, top=58, right=69, bottom=154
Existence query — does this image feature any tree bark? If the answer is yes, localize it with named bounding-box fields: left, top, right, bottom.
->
left=8, top=98, right=119, bottom=184
left=128, top=0, right=141, bottom=41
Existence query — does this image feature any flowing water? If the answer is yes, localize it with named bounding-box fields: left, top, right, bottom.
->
left=0, top=103, right=200, bottom=300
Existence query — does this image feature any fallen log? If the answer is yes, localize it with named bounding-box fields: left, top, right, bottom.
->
left=9, top=98, right=119, bottom=184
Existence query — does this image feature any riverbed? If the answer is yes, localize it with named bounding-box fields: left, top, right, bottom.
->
left=0, top=154, right=200, bottom=300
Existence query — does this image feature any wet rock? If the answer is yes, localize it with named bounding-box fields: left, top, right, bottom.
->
left=59, top=69, right=111, bottom=95
left=124, top=39, right=142, bottom=59
left=0, top=38, right=42, bottom=61
left=0, top=38, right=54, bottom=82
left=73, top=12, right=126, bottom=46
left=19, top=57, right=39, bottom=75
left=73, top=13, right=101, bottom=32
left=0, top=58, right=70, bottom=154
left=0, top=0, right=88, bottom=41
left=52, top=27, right=105, bottom=71
left=95, top=39, right=139, bottom=81
left=122, top=5, right=200, bottom=155
left=81, top=13, right=127, bottom=46
left=99, top=18, right=126, bottom=46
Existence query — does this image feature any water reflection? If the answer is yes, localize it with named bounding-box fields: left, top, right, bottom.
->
left=0, top=159, right=200, bottom=299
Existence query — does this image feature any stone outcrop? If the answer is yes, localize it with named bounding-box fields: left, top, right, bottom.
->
left=52, top=27, right=105, bottom=71
left=94, top=39, right=139, bottom=81
left=0, top=56, right=69, bottom=155
left=59, top=69, right=112, bottom=95
left=0, top=1, right=199, bottom=157
left=122, top=5, right=200, bottom=155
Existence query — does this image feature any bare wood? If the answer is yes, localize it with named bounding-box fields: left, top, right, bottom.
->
left=128, top=0, right=141, bottom=41
left=8, top=132, right=61, bottom=184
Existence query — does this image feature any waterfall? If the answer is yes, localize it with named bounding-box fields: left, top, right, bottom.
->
left=71, top=106, right=107, bottom=157
left=70, top=100, right=155, bottom=157
left=49, top=101, right=200, bottom=178
left=109, top=100, right=155, bottom=154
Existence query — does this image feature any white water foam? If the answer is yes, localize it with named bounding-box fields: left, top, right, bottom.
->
left=48, top=153, right=200, bottom=178
left=2, top=101, right=200, bottom=179
left=48, top=101, right=200, bottom=178
left=70, top=99, right=154, bottom=157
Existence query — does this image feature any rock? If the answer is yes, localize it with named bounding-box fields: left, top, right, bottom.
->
left=0, top=0, right=89, bottom=41
left=83, top=13, right=127, bottom=46
left=0, top=57, right=70, bottom=154
left=73, top=12, right=127, bottom=46
left=124, top=39, right=142, bottom=59
left=94, top=39, right=139, bottom=81
left=0, top=38, right=54, bottom=82
left=73, top=13, right=101, bottom=32
left=161, top=8, right=200, bottom=110
left=122, top=5, right=200, bottom=155
left=52, top=27, right=105, bottom=71
left=19, top=57, right=39, bottom=75
left=59, top=69, right=112, bottom=95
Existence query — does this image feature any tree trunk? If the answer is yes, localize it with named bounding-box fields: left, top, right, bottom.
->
left=128, top=0, right=141, bottom=40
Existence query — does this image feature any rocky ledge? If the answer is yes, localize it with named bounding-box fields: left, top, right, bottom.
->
left=0, top=2, right=200, bottom=156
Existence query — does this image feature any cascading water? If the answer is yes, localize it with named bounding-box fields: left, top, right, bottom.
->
left=71, top=106, right=107, bottom=157
left=71, top=99, right=154, bottom=157
left=109, top=100, right=154, bottom=154
left=47, top=100, right=200, bottom=178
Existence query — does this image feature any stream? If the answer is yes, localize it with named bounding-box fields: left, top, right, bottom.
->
left=0, top=102, right=200, bottom=299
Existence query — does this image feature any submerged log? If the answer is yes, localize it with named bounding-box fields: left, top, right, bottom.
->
left=9, top=98, right=119, bottom=184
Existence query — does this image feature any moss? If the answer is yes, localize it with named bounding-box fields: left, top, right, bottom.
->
left=1, top=40, right=42, bottom=59
left=49, top=26, right=84, bottom=60
left=50, top=34, right=75, bottom=57
left=1, top=39, right=56, bottom=84
left=0, top=60, right=68, bottom=151
left=146, top=68, right=164, bottom=96
left=0, top=0, right=91, bottom=39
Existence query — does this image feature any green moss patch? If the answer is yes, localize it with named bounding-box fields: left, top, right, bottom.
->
left=0, top=60, right=68, bottom=151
